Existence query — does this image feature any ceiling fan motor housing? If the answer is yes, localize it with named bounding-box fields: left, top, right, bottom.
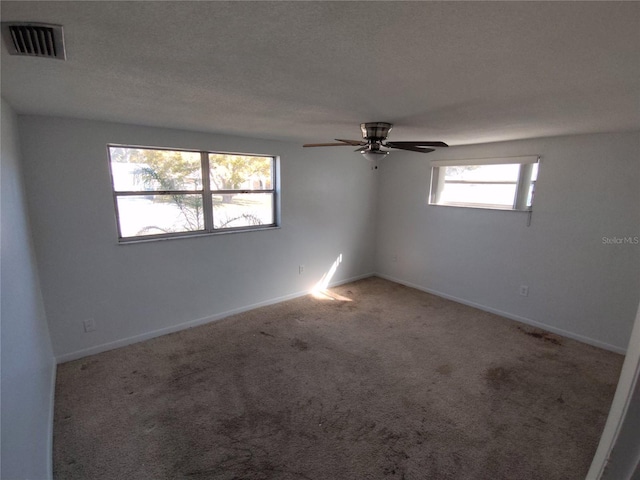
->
left=302, top=121, right=446, bottom=155
left=361, top=122, right=392, bottom=142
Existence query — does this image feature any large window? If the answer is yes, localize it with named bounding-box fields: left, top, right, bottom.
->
left=429, top=156, right=539, bottom=211
left=108, top=145, right=278, bottom=241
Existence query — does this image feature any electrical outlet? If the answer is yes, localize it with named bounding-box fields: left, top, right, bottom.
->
left=519, top=285, right=529, bottom=297
left=83, top=318, right=96, bottom=333
left=299, top=265, right=305, bottom=275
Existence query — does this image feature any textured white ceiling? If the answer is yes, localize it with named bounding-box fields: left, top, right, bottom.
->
left=1, top=1, right=639, bottom=145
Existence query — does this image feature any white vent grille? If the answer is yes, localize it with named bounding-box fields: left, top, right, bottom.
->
left=1, top=22, right=66, bottom=60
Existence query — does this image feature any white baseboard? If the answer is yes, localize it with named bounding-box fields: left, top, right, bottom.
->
left=56, top=270, right=624, bottom=363
left=374, top=273, right=627, bottom=355
left=55, top=272, right=374, bottom=364
left=47, top=361, right=57, bottom=480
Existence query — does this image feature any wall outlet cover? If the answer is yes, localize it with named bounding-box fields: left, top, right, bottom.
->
left=83, top=318, right=96, bottom=332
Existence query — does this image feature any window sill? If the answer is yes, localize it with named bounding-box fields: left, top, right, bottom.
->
left=117, top=225, right=281, bottom=245
left=429, top=203, right=532, bottom=212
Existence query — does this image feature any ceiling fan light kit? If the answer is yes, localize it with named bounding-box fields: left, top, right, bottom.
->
left=303, top=122, right=448, bottom=161
left=361, top=149, right=390, bottom=162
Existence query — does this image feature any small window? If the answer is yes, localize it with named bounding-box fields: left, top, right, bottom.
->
left=429, top=156, right=539, bottom=211
left=108, top=146, right=278, bottom=241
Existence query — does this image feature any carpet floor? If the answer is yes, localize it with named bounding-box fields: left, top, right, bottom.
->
left=53, top=277, right=623, bottom=479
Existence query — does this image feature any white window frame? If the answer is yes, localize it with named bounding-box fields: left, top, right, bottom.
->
left=428, top=155, right=540, bottom=211
left=107, top=144, right=280, bottom=242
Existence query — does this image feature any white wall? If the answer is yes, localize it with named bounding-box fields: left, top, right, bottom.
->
left=1, top=100, right=56, bottom=479
left=13, top=115, right=639, bottom=362
left=376, top=131, right=640, bottom=352
left=18, top=116, right=378, bottom=360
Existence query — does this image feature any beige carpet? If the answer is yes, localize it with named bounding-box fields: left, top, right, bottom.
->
left=53, top=277, right=623, bottom=479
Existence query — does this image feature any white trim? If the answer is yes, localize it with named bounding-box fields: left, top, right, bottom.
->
left=586, top=300, right=640, bottom=479
left=56, top=271, right=626, bottom=362
left=374, top=273, right=627, bottom=355
left=116, top=225, right=281, bottom=245
left=430, top=155, right=539, bottom=167
left=47, top=361, right=57, bottom=480
left=55, top=272, right=374, bottom=363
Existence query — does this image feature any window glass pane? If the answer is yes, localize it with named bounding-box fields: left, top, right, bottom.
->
left=439, top=183, right=517, bottom=208
left=212, top=193, right=274, bottom=229
left=443, top=164, right=520, bottom=182
left=430, top=160, right=539, bottom=211
left=209, top=154, right=273, bottom=191
left=109, top=147, right=202, bottom=192
left=116, top=194, right=204, bottom=237
left=433, top=163, right=525, bottom=209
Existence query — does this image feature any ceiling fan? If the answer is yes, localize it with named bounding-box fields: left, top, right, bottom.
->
left=303, top=122, right=448, bottom=161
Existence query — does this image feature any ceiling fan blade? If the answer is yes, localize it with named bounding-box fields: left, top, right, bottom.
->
left=303, top=139, right=366, bottom=147
left=386, top=141, right=449, bottom=148
left=386, top=143, right=435, bottom=154
left=303, top=142, right=357, bottom=147
left=335, top=139, right=367, bottom=146
left=354, top=146, right=368, bottom=152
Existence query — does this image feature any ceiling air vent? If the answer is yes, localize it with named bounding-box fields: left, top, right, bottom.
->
left=1, top=22, right=66, bottom=60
